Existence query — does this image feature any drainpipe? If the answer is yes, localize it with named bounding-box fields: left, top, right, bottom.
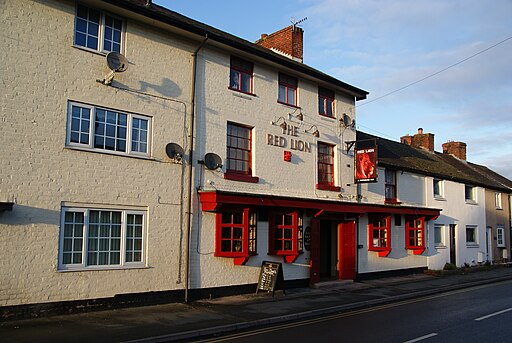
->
left=185, top=34, right=208, bottom=304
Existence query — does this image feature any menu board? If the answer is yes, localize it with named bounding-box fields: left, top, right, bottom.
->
left=256, top=261, right=286, bottom=296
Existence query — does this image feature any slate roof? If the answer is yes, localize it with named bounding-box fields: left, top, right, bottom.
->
left=357, top=131, right=512, bottom=193
left=102, top=0, right=368, bottom=100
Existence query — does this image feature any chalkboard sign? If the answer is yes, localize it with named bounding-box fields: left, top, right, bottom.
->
left=256, top=261, right=286, bottom=296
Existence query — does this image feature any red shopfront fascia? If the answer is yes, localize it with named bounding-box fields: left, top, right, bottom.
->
left=199, top=191, right=441, bottom=218
left=199, top=191, right=440, bottom=268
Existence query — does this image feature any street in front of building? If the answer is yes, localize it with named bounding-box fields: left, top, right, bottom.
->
left=196, top=280, right=512, bottom=343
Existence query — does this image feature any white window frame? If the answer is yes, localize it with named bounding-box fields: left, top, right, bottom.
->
left=66, top=101, right=152, bottom=158
left=495, top=192, right=503, bottom=209
left=58, top=206, right=147, bottom=271
left=434, top=224, right=445, bottom=247
left=73, top=3, right=125, bottom=54
left=497, top=226, right=505, bottom=247
left=466, top=225, right=478, bottom=246
left=465, top=184, right=476, bottom=203
left=433, top=178, right=444, bottom=199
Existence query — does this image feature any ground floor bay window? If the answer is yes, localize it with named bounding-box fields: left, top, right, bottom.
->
left=405, top=216, right=426, bottom=254
left=269, top=211, right=303, bottom=263
left=215, top=208, right=257, bottom=265
left=368, top=214, right=391, bottom=257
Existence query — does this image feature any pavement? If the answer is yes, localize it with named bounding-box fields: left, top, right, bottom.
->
left=2, top=266, right=512, bottom=343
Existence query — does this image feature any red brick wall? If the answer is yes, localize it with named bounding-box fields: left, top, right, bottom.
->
left=442, top=141, right=467, bottom=160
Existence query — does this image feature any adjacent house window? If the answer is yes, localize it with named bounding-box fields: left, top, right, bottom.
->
left=225, top=123, right=258, bottom=183
left=497, top=226, right=505, bottom=248
left=466, top=226, right=477, bottom=245
left=434, top=225, right=445, bottom=247
left=433, top=178, right=443, bottom=198
left=229, top=56, right=253, bottom=94
left=269, top=211, right=303, bottom=263
left=316, top=143, right=340, bottom=191
left=385, top=170, right=397, bottom=203
left=318, top=87, right=334, bottom=117
left=368, top=214, right=391, bottom=257
left=465, top=184, right=476, bottom=202
left=59, top=207, right=145, bottom=270
left=495, top=192, right=503, bottom=209
left=215, top=208, right=257, bottom=265
left=405, top=216, right=425, bottom=254
left=74, top=4, right=123, bottom=53
left=67, top=102, right=151, bottom=157
left=278, top=73, right=298, bottom=106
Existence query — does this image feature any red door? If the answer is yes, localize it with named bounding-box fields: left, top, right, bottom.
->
left=309, top=219, right=321, bottom=285
left=338, top=221, right=356, bottom=280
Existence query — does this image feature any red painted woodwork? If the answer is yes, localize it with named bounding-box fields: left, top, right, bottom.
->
left=309, top=219, right=321, bottom=285
left=198, top=191, right=441, bottom=219
left=316, top=184, right=341, bottom=192
left=338, top=221, right=356, bottom=280
left=224, top=173, right=259, bottom=183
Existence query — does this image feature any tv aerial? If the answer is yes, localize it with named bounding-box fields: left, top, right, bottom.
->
left=99, top=52, right=128, bottom=85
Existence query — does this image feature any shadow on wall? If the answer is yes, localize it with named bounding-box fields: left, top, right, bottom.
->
left=0, top=204, right=59, bottom=226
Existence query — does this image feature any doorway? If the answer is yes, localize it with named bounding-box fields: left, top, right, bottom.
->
left=449, top=224, right=456, bottom=266
left=312, top=219, right=356, bottom=283
left=486, top=227, right=493, bottom=263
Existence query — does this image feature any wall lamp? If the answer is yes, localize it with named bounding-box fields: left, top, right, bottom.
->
left=288, top=107, right=304, bottom=122
left=271, top=116, right=288, bottom=130
left=305, top=125, right=320, bottom=137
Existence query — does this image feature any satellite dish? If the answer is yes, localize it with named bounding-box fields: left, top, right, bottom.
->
left=342, top=113, right=352, bottom=127
left=106, top=52, right=128, bottom=72
left=204, top=153, right=222, bottom=170
left=165, top=143, right=184, bottom=161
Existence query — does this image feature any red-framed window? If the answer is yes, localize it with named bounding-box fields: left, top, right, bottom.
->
left=278, top=73, right=298, bottom=107
left=385, top=169, right=398, bottom=203
left=215, top=208, right=257, bottom=265
left=269, top=211, right=303, bottom=263
left=318, top=87, right=334, bottom=117
left=405, top=216, right=425, bottom=254
left=368, top=214, right=391, bottom=257
left=229, top=56, right=253, bottom=95
left=225, top=123, right=259, bottom=183
left=316, top=142, right=340, bottom=191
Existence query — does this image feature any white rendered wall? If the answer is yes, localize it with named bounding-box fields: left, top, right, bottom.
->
left=426, top=177, right=486, bottom=269
left=0, top=0, right=195, bottom=305
left=189, top=45, right=359, bottom=288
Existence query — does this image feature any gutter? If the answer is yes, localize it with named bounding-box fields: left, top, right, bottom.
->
left=184, top=34, right=209, bottom=304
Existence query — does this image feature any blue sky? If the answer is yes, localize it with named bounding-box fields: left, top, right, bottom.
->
left=156, top=0, right=512, bottom=179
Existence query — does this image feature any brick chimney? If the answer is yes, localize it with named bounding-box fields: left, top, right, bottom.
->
left=400, top=128, right=435, bottom=152
left=255, top=25, right=304, bottom=62
left=442, top=141, right=467, bottom=160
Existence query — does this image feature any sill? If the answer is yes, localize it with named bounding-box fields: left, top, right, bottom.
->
left=407, top=247, right=426, bottom=255
left=64, top=146, right=154, bottom=161
left=318, top=113, right=335, bottom=120
left=224, top=173, right=259, bottom=183
left=277, top=100, right=300, bottom=109
left=496, top=207, right=503, bottom=210
left=72, top=44, right=109, bottom=56
left=465, top=200, right=477, bottom=205
left=466, top=244, right=479, bottom=248
left=57, top=264, right=148, bottom=272
left=268, top=252, right=299, bottom=263
left=369, top=248, right=391, bottom=257
left=316, top=184, right=341, bottom=192
left=434, top=196, right=446, bottom=201
left=228, top=87, right=256, bottom=97
left=385, top=199, right=402, bottom=205
left=435, top=245, right=447, bottom=249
